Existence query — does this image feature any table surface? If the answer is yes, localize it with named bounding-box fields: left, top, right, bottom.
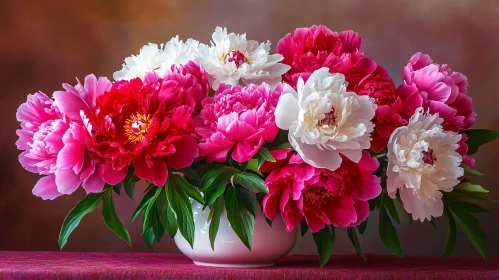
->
left=0, top=251, right=497, bottom=280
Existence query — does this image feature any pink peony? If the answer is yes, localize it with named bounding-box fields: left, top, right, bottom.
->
left=16, top=92, right=68, bottom=200
left=397, top=52, right=476, bottom=132
left=196, top=83, right=282, bottom=163
left=262, top=150, right=381, bottom=232
left=276, top=25, right=377, bottom=90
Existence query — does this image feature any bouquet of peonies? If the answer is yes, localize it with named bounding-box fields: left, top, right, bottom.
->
left=16, top=25, right=499, bottom=265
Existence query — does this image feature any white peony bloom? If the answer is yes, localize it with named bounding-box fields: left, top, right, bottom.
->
left=386, top=108, right=463, bottom=222
left=275, top=67, right=377, bottom=171
left=113, top=36, right=200, bottom=81
left=198, top=26, right=290, bottom=90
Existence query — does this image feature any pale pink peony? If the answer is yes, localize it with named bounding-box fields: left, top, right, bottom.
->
left=262, top=150, right=381, bottom=232
left=397, top=52, right=476, bottom=132
left=196, top=83, right=282, bottom=163
left=276, top=25, right=377, bottom=90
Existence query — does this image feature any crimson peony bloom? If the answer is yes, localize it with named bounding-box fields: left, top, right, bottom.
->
left=86, top=70, right=202, bottom=186
left=262, top=150, right=381, bottom=232
left=276, top=25, right=377, bottom=89
left=354, top=71, right=409, bottom=152
left=196, top=83, right=282, bottom=163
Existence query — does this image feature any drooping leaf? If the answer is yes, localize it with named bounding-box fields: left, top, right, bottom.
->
left=347, top=228, right=366, bottom=260
left=155, top=188, right=178, bottom=238
left=225, top=186, right=255, bottom=250
left=231, top=172, right=269, bottom=194
left=204, top=183, right=227, bottom=208
left=173, top=174, right=204, bottom=204
left=166, top=176, right=195, bottom=248
left=301, top=221, right=309, bottom=237
left=235, top=187, right=256, bottom=217
left=102, top=190, right=131, bottom=246
left=258, top=147, right=276, bottom=162
left=379, top=206, right=403, bottom=257
left=123, top=167, right=140, bottom=199
left=131, top=187, right=157, bottom=222
left=255, top=192, right=265, bottom=211
left=312, top=226, right=335, bottom=267
left=112, top=183, right=122, bottom=195
left=447, top=204, right=487, bottom=261
left=59, top=193, right=103, bottom=250
left=463, top=129, right=499, bottom=155
left=181, top=166, right=201, bottom=182
left=142, top=186, right=163, bottom=233
left=143, top=227, right=155, bottom=251
left=357, top=218, right=368, bottom=235
left=383, top=194, right=401, bottom=225
left=200, top=165, right=239, bottom=191
left=208, top=195, right=225, bottom=250
left=443, top=208, right=457, bottom=258
left=454, top=182, right=489, bottom=193
left=152, top=205, right=164, bottom=242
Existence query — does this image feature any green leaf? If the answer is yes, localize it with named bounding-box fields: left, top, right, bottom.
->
left=113, top=183, right=122, bottom=195
left=208, top=195, right=225, bottom=250
left=463, top=129, right=499, bottom=155
left=255, top=192, right=265, bottom=211
left=225, top=186, right=255, bottom=250
left=181, top=166, right=201, bottom=182
left=142, top=186, right=163, bottom=233
left=102, top=190, right=131, bottom=246
left=152, top=205, right=164, bottom=242
left=312, top=226, right=335, bottom=267
left=231, top=172, right=269, bottom=194
left=257, top=156, right=266, bottom=169
left=446, top=200, right=489, bottom=213
left=204, top=184, right=227, bottom=207
left=174, top=175, right=204, bottom=204
left=347, top=228, right=366, bottom=260
left=246, top=159, right=263, bottom=176
left=454, top=182, right=489, bottom=193
left=236, top=187, right=256, bottom=217
left=166, top=176, right=196, bottom=248
left=58, top=193, right=103, bottom=250
left=448, top=205, right=487, bottom=260
left=143, top=227, right=155, bottom=251
left=258, top=147, right=276, bottom=162
left=383, top=194, right=401, bottom=225
left=301, top=221, right=309, bottom=237
left=155, top=188, right=178, bottom=238
left=462, top=165, right=484, bottom=177
left=200, top=165, right=239, bottom=191
left=379, top=206, right=403, bottom=257
left=131, top=187, right=157, bottom=222
left=123, top=167, right=139, bottom=199
left=357, top=218, right=368, bottom=235
left=443, top=208, right=456, bottom=258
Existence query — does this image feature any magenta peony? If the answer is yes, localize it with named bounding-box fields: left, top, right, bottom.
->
left=196, top=83, right=282, bottom=163
left=397, top=52, right=476, bottom=132
left=262, top=150, right=381, bottom=232
left=276, top=25, right=377, bottom=89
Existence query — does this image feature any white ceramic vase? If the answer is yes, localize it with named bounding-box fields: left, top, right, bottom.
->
left=174, top=200, right=298, bottom=268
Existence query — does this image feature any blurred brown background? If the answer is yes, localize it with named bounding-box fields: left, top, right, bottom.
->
left=1, top=0, right=499, bottom=257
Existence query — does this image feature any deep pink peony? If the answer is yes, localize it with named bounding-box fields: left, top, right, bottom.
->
left=397, top=52, right=476, bottom=132
left=276, top=25, right=377, bottom=89
left=86, top=71, right=199, bottom=186
left=165, top=61, right=210, bottom=116
left=196, top=83, right=282, bottom=163
left=262, top=150, right=381, bottom=232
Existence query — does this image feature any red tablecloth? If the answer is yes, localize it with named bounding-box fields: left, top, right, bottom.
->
left=0, top=251, right=497, bottom=279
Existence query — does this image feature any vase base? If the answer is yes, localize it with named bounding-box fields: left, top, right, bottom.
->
left=193, top=261, right=276, bottom=268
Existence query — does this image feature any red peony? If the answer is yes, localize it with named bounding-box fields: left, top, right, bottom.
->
left=276, top=25, right=377, bottom=90
left=354, top=72, right=409, bottom=152
left=86, top=71, right=201, bottom=186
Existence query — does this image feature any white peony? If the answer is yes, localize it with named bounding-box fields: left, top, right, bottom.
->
left=198, top=26, right=290, bottom=90
left=387, top=108, right=463, bottom=222
left=113, top=36, right=200, bottom=81
left=275, top=67, right=377, bottom=171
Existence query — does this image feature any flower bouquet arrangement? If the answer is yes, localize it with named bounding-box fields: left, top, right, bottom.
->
left=17, top=25, right=499, bottom=266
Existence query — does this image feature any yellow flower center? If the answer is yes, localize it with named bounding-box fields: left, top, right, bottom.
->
left=304, top=186, right=332, bottom=205
left=220, top=50, right=250, bottom=68
left=125, top=113, right=151, bottom=143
